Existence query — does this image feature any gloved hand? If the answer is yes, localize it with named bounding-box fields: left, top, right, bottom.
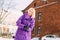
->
left=24, top=25, right=29, bottom=31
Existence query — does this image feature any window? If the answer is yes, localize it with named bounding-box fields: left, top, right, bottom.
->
left=38, top=12, right=42, bottom=21
left=37, top=26, right=40, bottom=34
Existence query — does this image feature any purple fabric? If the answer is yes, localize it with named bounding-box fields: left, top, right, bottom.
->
left=14, top=12, right=35, bottom=40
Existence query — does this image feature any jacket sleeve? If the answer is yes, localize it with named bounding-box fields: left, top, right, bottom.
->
left=16, top=15, right=25, bottom=29
left=27, top=19, right=35, bottom=32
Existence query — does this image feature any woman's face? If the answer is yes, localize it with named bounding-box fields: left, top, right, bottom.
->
left=28, top=8, right=35, bottom=17
left=28, top=9, right=33, bottom=16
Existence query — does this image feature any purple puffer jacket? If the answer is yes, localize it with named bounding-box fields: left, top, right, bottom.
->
left=14, top=12, right=35, bottom=40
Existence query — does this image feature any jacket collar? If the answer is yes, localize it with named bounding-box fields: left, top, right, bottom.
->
left=24, top=11, right=31, bottom=19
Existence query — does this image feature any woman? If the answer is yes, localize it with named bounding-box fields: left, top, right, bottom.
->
left=15, top=8, right=35, bottom=40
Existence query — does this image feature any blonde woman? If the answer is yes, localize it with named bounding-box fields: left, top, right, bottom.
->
left=15, top=8, right=35, bottom=40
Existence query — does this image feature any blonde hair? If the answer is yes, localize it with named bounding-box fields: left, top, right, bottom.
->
left=28, top=8, right=36, bottom=18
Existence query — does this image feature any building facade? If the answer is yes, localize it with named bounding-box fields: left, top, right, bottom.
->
left=23, top=0, right=60, bottom=39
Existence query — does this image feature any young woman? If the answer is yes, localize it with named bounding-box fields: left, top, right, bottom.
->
left=15, top=8, right=35, bottom=40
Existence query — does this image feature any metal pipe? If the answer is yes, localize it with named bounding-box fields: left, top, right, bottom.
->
left=34, top=1, right=57, bottom=9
